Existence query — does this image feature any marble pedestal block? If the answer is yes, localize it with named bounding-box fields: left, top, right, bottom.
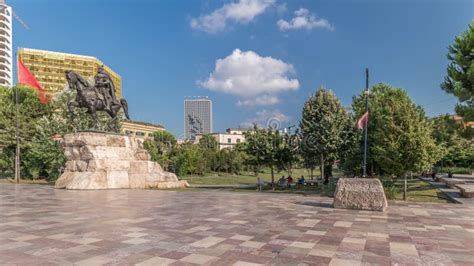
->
left=55, top=132, right=188, bottom=190
left=333, top=178, right=388, bottom=212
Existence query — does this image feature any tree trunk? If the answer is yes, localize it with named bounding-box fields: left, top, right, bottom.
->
left=403, top=175, right=407, bottom=201
left=270, top=166, right=275, bottom=190
left=310, top=167, right=313, bottom=180
left=320, top=154, right=325, bottom=180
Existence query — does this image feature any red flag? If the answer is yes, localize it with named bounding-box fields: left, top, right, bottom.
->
left=17, top=57, right=48, bottom=104
left=356, top=111, right=369, bottom=129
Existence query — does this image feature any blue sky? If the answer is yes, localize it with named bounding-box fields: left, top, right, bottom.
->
left=11, top=0, right=473, bottom=137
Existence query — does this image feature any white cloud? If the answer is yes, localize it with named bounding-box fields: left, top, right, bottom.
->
left=237, top=95, right=280, bottom=106
left=277, top=8, right=334, bottom=31
left=240, top=109, right=291, bottom=129
left=191, top=0, right=275, bottom=33
left=199, top=49, right=299, bottom=106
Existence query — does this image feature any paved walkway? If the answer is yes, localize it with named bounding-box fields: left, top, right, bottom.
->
left=421, top=177, right=474, bottom=206
left=1, top=185, right=473, bottom=265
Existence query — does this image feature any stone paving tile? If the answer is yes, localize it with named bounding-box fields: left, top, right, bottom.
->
left=1, top=184, right=474, bottom=265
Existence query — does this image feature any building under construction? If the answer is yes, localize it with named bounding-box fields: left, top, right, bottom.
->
left=17, top=48, right=121, bottom=97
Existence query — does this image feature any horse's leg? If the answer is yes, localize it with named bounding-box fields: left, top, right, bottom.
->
left=120, top=99, right=130, bottom=120
left=89, top=105, right=98, bottom=129
left=67, top=101, right=79, bottom=117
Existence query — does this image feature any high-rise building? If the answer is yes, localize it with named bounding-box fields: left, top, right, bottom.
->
left=184, top=97, right=212, bottom=140
left=17, top=48, right=121, bottom=97
left=0, top=3, right=13, bottom=87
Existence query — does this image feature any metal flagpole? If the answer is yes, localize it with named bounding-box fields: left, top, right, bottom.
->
left=363, top=68, right=369, bottom=177
left=15, top=76, right=20, bottom=184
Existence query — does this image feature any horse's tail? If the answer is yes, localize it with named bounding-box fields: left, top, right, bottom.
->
left=120, top=98, right=130, bottom=120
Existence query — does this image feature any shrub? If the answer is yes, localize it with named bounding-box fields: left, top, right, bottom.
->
left=384, top=185, right=399, bottom=200
left=442, top=167, right=473, bottom=175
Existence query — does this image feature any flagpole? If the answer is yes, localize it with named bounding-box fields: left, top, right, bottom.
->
left=15, top=73, right=20, bottom=184
left=14, top=52, right=20, bottom=184
left=363, top=68, right=369, bottom=177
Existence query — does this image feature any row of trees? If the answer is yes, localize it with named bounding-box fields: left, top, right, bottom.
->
left=143, top=132, right=244, bottom=176
left=238, top=84, right=447, bottom=186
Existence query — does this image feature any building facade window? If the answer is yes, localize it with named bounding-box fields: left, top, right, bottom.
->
left=227, top=138, right=231, bottom=143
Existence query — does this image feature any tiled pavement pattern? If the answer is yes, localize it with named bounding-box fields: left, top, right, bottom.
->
left=0, top=185, right=473, bottom=265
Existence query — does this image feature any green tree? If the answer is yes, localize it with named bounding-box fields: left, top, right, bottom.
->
left=242, top=125, right=281, bottom=187
left=168, top=142, right=206, bottom=176
left=197, top=134, right=219, bottom=172
left=441, top=22, right=474, bottom=121
left=198, top=134, right=219, bottom=150
left=432, top=114, right=473, bottom=169
left=276, top=131, right=300, bottom=176
left=143, top=131, right=177, bottom=171
left=299, top=87, right=351, bottom=180
left=352, top=83, right=442, bottom=179
left=0, top=86, right=52, bottom=178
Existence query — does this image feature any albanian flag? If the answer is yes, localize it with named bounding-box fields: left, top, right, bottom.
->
left=17, top=57, right=48, bottom=104
left=356, top=111, right=369, bottom=129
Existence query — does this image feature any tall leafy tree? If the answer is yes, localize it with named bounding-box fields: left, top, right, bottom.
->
left=299, top=87, right=350, bottom=179
left=441, top=22, right=474, bottom=121
left=242, top=125, right=281, bottom=187
left=0, top=87, right=52, bottom=178
left=351, top=83, right=442, bottom=180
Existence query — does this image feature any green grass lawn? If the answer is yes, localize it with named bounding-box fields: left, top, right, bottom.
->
left=391, top=179, right=454, bottom=203
left=180, top=168, right=339, bottom=186
left=182, top=171, right=454, bottom=204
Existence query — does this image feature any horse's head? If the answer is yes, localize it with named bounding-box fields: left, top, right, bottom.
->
left=65, top=70, right=89, bottom=89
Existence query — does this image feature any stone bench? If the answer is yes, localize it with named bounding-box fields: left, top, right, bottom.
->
left=439, top=178, right=465, bottom=189
left=455, top=184, right=474, bottom=198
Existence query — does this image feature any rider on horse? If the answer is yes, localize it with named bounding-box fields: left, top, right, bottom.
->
left=94, top=66, right=116, bottom=112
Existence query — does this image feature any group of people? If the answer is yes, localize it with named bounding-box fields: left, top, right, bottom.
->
left=256, top=175, right=308, bottom=191
left=279, top=175, right=306, bottom=187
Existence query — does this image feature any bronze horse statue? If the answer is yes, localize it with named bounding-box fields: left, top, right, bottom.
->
left=65, top=70, right=130, bottom=127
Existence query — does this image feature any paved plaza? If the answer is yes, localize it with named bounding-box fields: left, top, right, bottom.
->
left=0, top=185, right=473, bottom=265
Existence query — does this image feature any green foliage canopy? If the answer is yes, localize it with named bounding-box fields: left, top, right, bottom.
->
left=299, top=87, right=352, bottom=178
left=441, top=22, right=474, bottom=121
left=351, top=84, right=442, bottom=178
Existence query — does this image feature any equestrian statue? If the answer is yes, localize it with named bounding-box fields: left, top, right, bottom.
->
left=65, top=67, right=130, bottom=127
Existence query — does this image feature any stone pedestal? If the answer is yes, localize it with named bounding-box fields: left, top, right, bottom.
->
left=333, top=178, right=388, bottom=212
left=55, top=132, right=188, bottom=190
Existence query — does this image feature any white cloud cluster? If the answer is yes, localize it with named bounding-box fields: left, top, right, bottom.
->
left=240, top=109, right=291, bottom=128
left=199, top=49, right=299, bottom=106
left=277, top=8, right=334, bottom=31
left=190, top=0, right=275, bottom=33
